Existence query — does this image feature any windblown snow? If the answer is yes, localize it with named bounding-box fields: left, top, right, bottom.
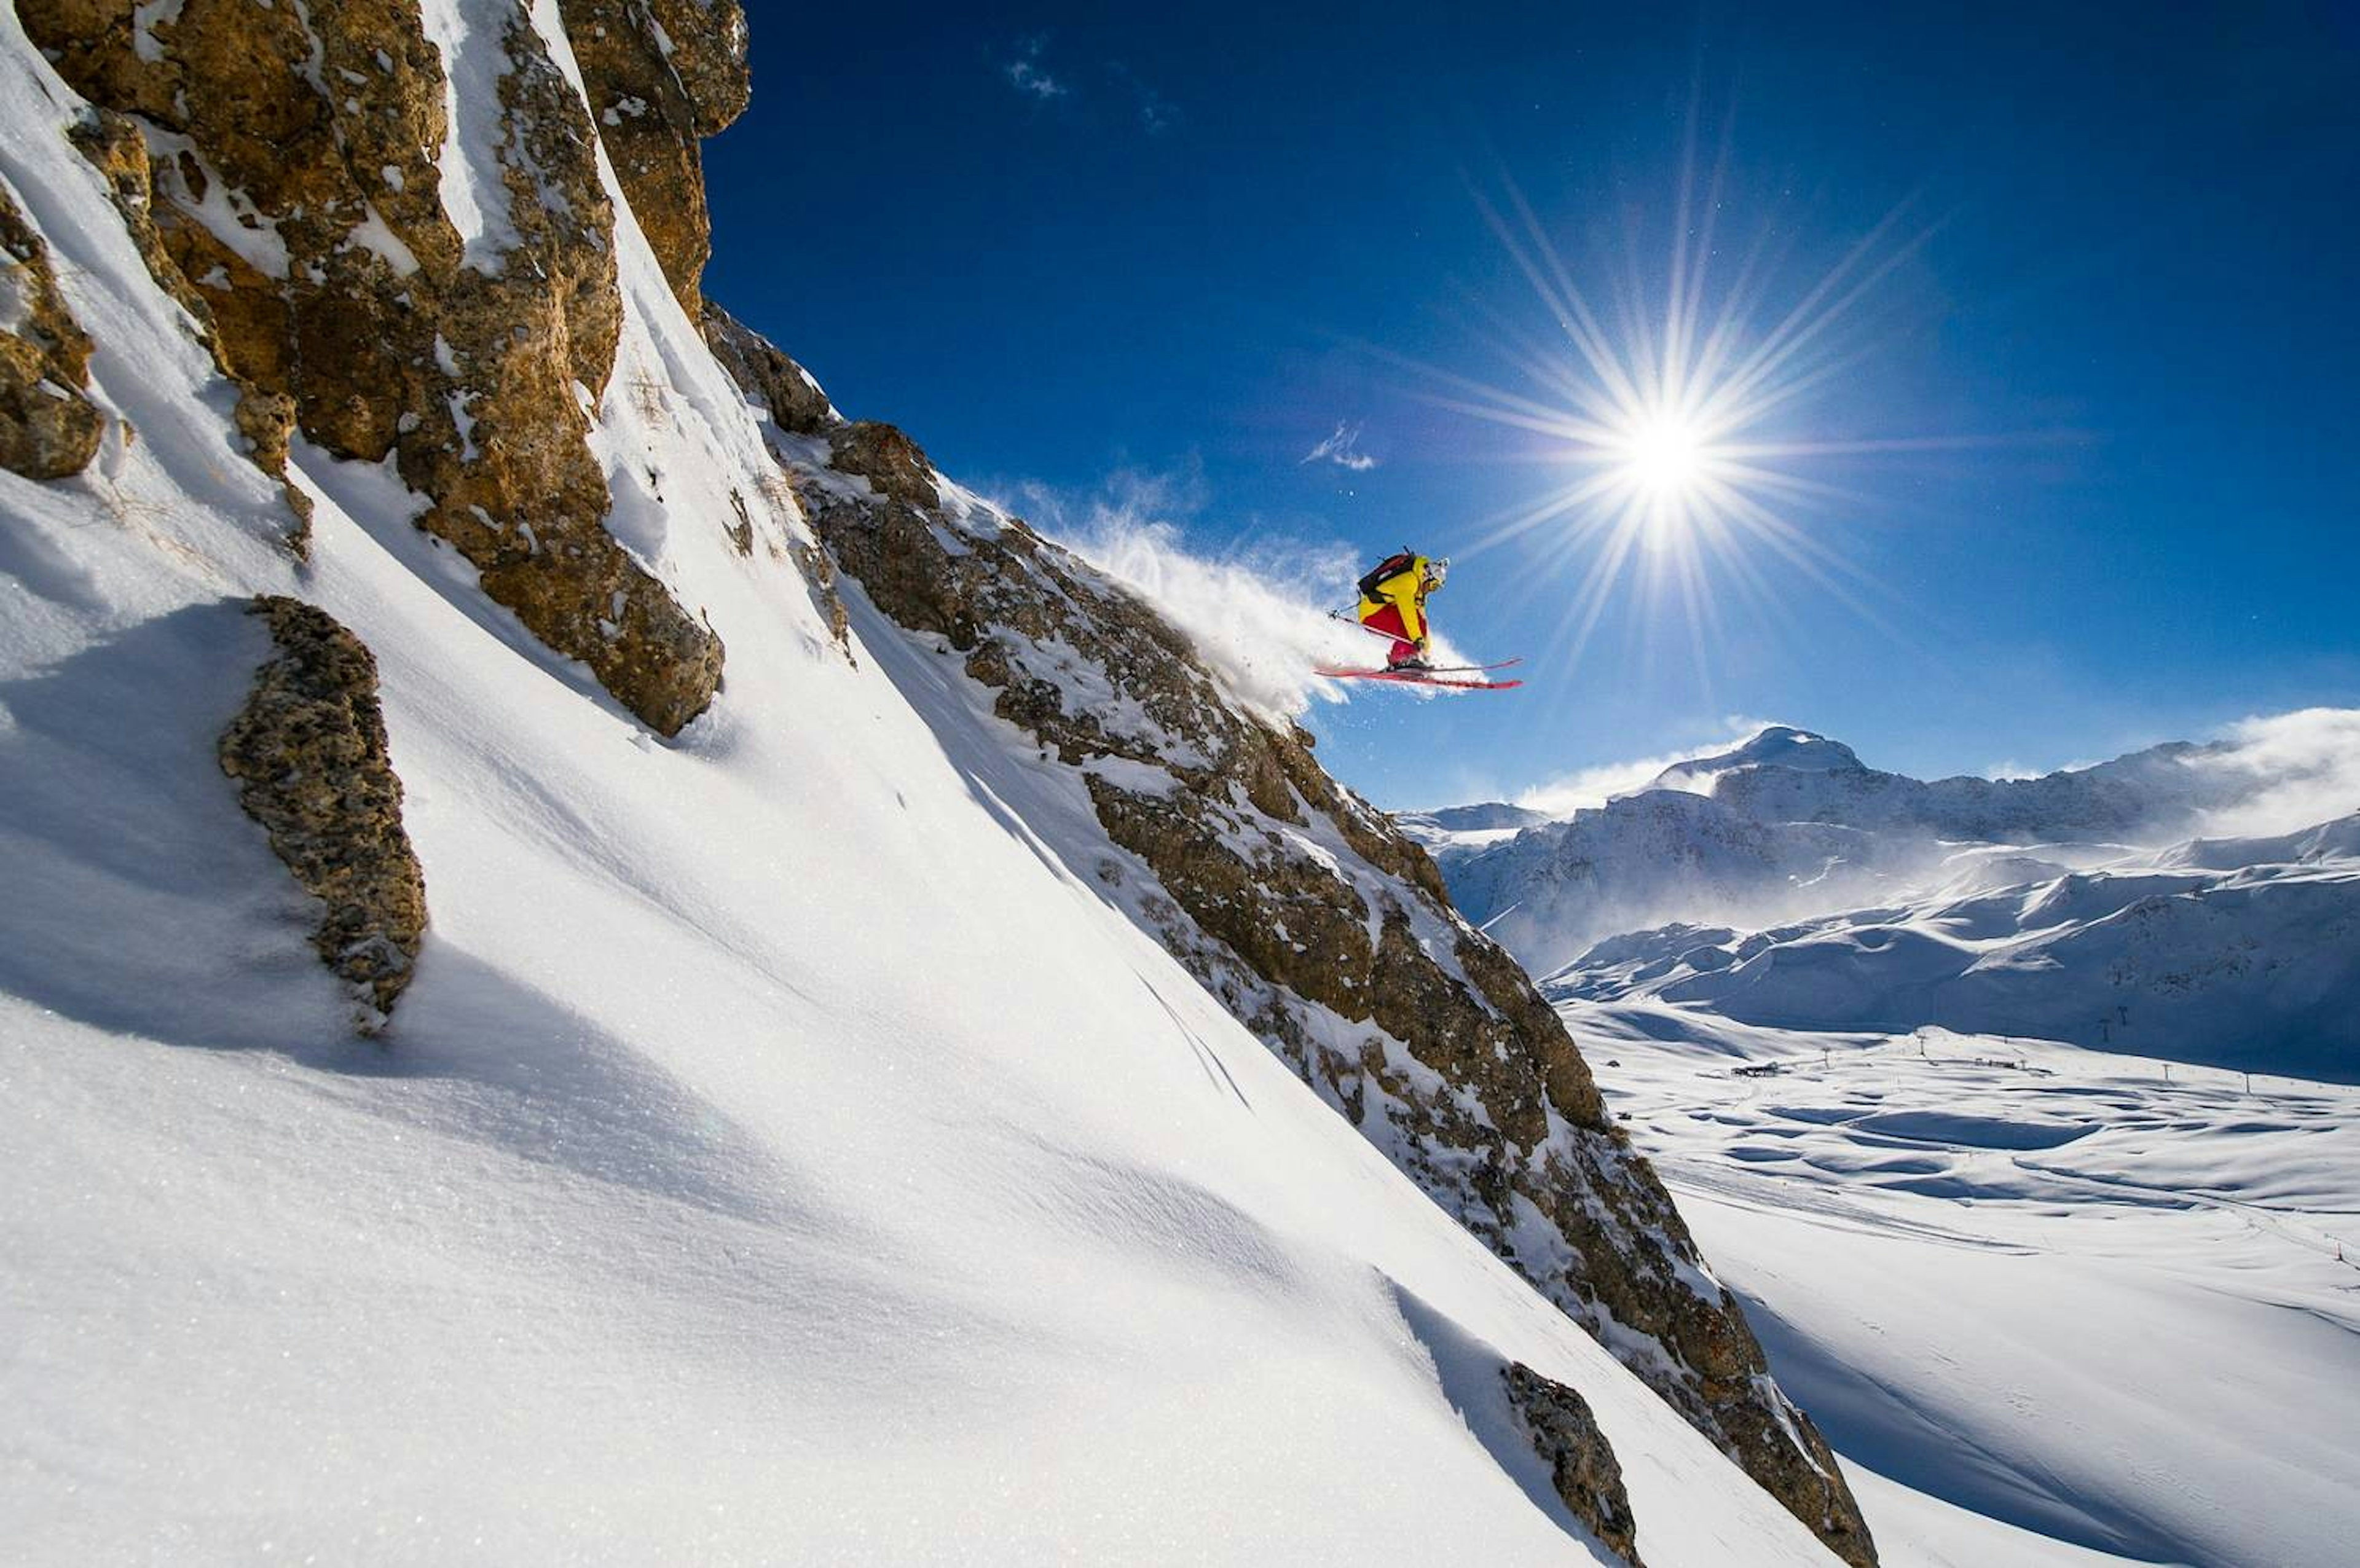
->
left=988, top=472, right=1478, bottom=721
left=1434, top=721, right=2360, bottom=978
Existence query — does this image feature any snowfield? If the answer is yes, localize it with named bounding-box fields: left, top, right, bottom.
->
left=1564, top=1004, right=2360, bottom=1567
left=1427, top=731, right=2360, bottom=1564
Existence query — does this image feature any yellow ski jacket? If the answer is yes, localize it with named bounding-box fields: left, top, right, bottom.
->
left=1357, top=555, right=1436, bottom=643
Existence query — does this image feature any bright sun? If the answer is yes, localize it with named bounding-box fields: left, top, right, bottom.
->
left=1402, top=131, right=1972, bottom=687
left=1619, top=412, right=1709, bottom=497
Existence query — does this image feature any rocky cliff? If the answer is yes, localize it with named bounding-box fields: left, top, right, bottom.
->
left=715, top=347, right=1874, bottom=1561
left=22, top=0, right=739, bottom=735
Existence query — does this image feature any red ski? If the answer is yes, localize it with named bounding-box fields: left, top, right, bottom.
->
left=1314, top=661, right=1524, bottom=691
left=1320, top=615, right=1522, bottom=687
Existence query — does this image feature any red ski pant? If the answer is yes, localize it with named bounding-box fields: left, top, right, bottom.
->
left=1359, top=602, right=1420, bottom=664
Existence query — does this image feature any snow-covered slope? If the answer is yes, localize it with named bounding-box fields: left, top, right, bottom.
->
left=753, top=390, right=1871, bottom=1558
left=1438, top=726, right=2290, bottom=977
left=1647, top=726, right=2243, bottom=841
left=1548, top=815, right=2360, bottom=1081
left=1646, top=726, right=1873, bottom=791
left=1559, top=1005, right=2360, bottom=1568
left=1, top=9, right=1857, bottom=1562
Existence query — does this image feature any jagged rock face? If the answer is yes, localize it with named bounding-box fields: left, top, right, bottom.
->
left=700, top=300, right=837, bottom=436
left=25, top=0, right=723, bottom=735
left=219, top=597, right=428, bottom=1024
left=1504, top=1362, right=1645, bottom=1567
left=754, top=373, right=1874, bottom=1564
left=0, top=181, right=103, bottom=479
left=828, top=420, right=941, bottom=510
left=558, top=0, right=750, bottom=311
left=65, top=106, right=316, bottom=546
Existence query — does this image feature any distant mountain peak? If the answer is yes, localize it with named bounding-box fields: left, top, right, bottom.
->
left=1650, top=726, right=1866, bottom=792
left=1437, top=721, right=2276, bottom=979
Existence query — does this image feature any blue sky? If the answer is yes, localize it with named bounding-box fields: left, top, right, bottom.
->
left=705, top=1, right=2360, bottom=809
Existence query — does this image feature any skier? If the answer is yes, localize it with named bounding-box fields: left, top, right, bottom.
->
left=1318, top=549, right=1516, bottom=688
left=1355, top=548, right=1447, bottom=671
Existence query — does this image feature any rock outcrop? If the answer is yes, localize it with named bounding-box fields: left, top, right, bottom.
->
left=694, top=312, right=849, bottom=624
left=730, top=342, right=1875, bottom=1565
left=701, top=300, right=838, bottom=436
left=0, top=180, right=103, bottom=479
left=1504, top=1361, right=1645, bottom=1567
left=64, top=106, right=314, bottom=544
left=25, top=0, right=723, bottom=734
left=827, top=420, right=940, bottom=510
left=219, top=597, right=428, bottom=1025
left=557, top=0, right=750, bottom=312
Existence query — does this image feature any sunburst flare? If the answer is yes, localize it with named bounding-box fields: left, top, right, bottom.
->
left=1385, top=108, right=2028, bottom=694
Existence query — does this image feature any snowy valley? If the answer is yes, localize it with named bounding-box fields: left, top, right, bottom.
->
left=1416, top=725, right=2360, bottom=1565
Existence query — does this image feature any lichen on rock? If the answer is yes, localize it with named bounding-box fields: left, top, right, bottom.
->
left=1504, top=1361, right=1645, bottom=1567
left=64, top=105, right=315, bottom=547
left=557, top=0, right=750, bottom=312
left=0, top=181, right=103, bottom=480
left=828, top=420, right=942, bottom=511
left=218, top=597, right=428, bottom=1025
left=701, top=300, right=839, bottom=436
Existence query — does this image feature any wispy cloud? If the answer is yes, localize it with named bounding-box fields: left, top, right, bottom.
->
left=1511, top=717, right=1781, bottom=815
left=1004, top=36, right=1068, bottom=100
left=2188, top=707, right=2360, bottom=838
left=1302, top=421, right=1379, bottom=472
left=1106, top=61, right=1178, bottom=134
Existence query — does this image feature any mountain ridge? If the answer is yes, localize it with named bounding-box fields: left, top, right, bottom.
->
left=1430, top=725, right=2272, bottom=976
left=1545, top=810, right=2360, bottom=1081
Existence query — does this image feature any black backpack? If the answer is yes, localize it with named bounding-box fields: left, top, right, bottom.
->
left=1357, top=548, right=1417, bottom=602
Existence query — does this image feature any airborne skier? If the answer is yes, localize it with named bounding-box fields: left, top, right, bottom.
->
left=1354, top=547, right=1447, bottom=671
left=1319, top=547, right=1521, bottom=689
